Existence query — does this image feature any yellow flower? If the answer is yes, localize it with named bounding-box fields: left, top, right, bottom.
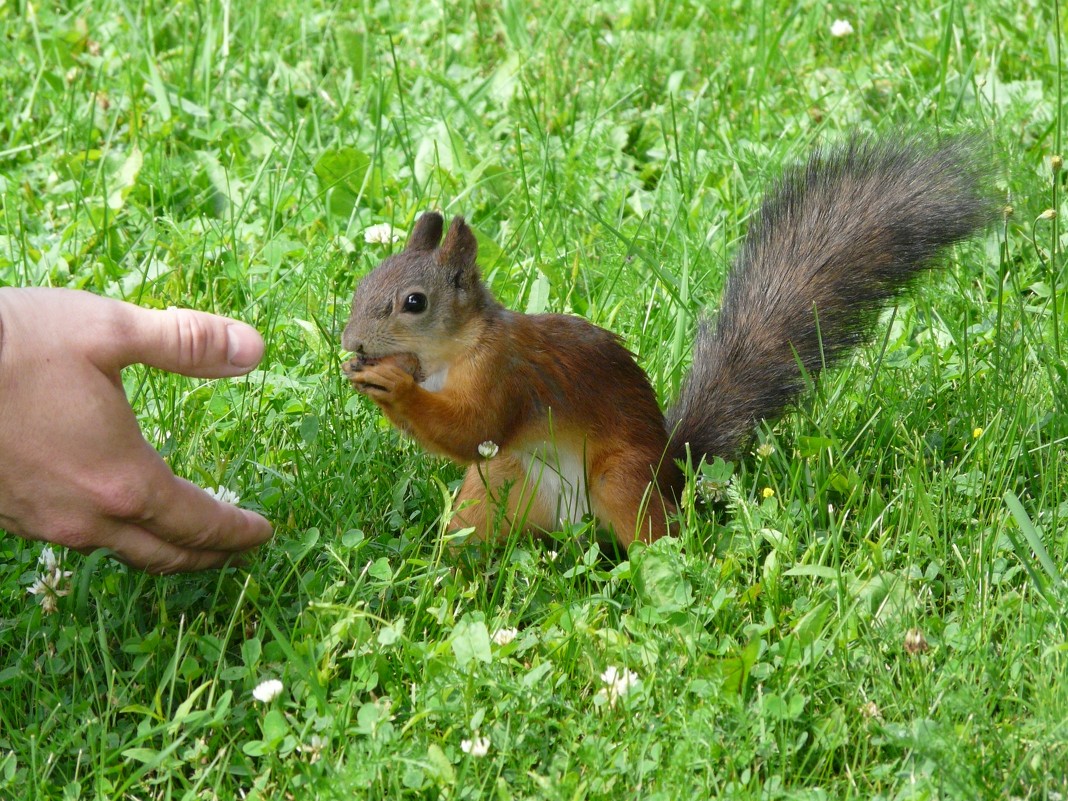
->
left=972, top=427, right=983, bottom=439
left=761, top=487, right=775, bottom=499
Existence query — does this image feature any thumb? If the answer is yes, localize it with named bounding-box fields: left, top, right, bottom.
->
left=118, top=305, right=265, bottom=378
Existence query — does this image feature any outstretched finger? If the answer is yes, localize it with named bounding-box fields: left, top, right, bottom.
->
left=106, top=303, right=264, bottom=379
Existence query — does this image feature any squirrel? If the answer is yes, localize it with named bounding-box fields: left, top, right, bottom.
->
left=342, top=136, right=996, bottom=547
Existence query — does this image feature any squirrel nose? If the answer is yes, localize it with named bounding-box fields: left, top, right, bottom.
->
left=340, top=324, right=363, bottom=354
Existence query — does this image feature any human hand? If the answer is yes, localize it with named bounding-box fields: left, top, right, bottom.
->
left=0, top=287, right=273, bottom=574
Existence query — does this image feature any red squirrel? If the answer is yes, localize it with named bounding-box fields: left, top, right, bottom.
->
left=342, top=136, right=995, bottom=546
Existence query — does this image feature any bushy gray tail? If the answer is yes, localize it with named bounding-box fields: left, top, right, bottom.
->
left=666, top=135, right=997, bottom=464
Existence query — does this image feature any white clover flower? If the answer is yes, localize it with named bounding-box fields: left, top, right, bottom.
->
left=204, top=486, right=241, bottom=505
left=492, top=627, right=518, bottom=646
left=364, top=223, right=403, bottom=244
left=755, top=442, right=775, bottom=459
left=601, top=665, right=639, bottom=692
left=27, top=546, right=73, bottom=615
left=460, top=734, right=491, bottom=757
left=252, top=679, right=284, bottom=703
left=27, top=578, right=65, bottom=614
left=830, top=18, right=854, bottom=37
left=860, top=701, right=882, bottom=720
left=298, top=734, right=328, bottom=763
left=478, top=441, right=500, bottom=460
left=596, top=666, right=639, bottom=706
left=39, top=545, right=60, bottom=573
left=903, top=628, right=930, bottom=655
left=697, top=476, right=727, bottom=503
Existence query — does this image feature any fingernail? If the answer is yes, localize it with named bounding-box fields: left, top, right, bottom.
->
left=226, top=324, right=259, bottom=368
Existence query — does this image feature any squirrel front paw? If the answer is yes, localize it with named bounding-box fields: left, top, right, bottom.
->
left=348, top=361, right=416, bottom=404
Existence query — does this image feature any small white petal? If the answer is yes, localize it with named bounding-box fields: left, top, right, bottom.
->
left=598, top=665, right=639, bottom=705
left=830, top=18, right=854, bottom=37
left=461, top=735, right=491, bottom=757
left=617, top=669, right=639, bottom=692
left=252, top=679, right=284, bottom=703
left=492, top=627, right=518, bottom=646
left=363, top=223, right=403, bottom=244
left=204, top=486, right=241, bottom=505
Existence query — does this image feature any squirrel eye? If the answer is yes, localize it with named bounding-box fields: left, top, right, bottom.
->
left=402, top=292, right=428, bottom=313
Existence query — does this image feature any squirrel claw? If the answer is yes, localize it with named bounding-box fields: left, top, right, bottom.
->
left=355, top=381, right=389, bottom=395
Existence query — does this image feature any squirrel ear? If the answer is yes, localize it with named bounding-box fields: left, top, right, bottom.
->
left=405, top=212, right=445, bottom=252
left=438, top=216, right=478, bottom=269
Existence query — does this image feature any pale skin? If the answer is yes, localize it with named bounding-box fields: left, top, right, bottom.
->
left=0, top=287, right=274, bottom=574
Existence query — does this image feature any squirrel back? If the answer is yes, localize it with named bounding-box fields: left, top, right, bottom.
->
left=666, top=136, right=998, bottom=464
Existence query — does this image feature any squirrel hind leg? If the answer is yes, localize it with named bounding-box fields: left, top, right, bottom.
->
left=588, top=451, right=675, bottom=547
left=449, top=456, right=560, bottom=543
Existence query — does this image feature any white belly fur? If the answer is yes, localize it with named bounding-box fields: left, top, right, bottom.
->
left=418, top=366, right=589, bottom=526
left=419, top=367, right=449, bottom=393
left=521, top=445, right=589, bottom=527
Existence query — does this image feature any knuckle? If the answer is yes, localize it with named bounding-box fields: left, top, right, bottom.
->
left=182, top=520, right=225, bottom=551
left=147, top=546, right=229, bottom=575
left=144, top=553, right=188, bottom=576
left=13, top=505, right=99, bottom=552
left=104, top=303, right=137, bottom=343
left=90, top=473, right=154, bottom=521
left=47, top=520, right=97, bottom=553
left=171, top=310, right=214, bottom=369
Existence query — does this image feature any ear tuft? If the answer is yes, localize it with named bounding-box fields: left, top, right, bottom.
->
left=405, top=212, right=445, bottom=252
left=439, top=216, right=478, bottom=269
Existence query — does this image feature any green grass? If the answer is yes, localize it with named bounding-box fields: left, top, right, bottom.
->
left=1, top=0, right=1066, bottom=798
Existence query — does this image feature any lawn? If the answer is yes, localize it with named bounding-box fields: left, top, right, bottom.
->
left=1, top=0, right=1066, bottom=798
